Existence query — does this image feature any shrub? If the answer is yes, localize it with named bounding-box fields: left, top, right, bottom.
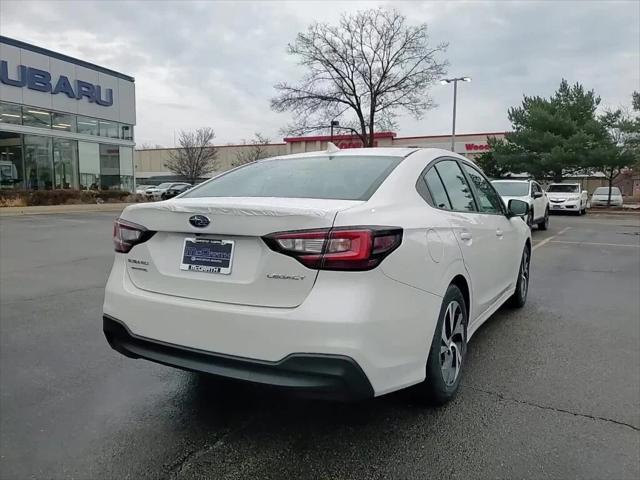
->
left=0, top=189, right=132, bottom=207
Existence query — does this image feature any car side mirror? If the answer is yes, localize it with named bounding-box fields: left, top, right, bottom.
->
left=508, top=199, right=529, bottom=218
left=532, top=191, right=543, bottom=199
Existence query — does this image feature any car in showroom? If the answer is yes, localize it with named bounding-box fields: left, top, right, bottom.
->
left=590, top=186, right=624, bottom=207
left=161, top=183, right=192, bottom=200
left=144, top=182, right=191, bottom=201
left=104, top=147, right=531, bottom=404
left=545, top=183, right=588, bottom=214
left=491, top=179, right=549, bottom=230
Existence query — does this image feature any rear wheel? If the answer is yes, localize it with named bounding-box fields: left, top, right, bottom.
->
left=415, top=285, right=467, bottom=405
left=508, top=246, right=530, bottom=308
left=538, top=209, right=549, bottom=230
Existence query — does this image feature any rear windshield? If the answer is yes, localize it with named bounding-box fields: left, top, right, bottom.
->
left=183, top=155, right=402, bottom=201
left=547, top=184, right=580, bottom=193
left=594, top=187, right=621, bottom=195
left=491, top=181, right=529, bottom=196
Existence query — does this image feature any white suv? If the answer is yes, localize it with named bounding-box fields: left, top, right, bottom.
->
left=546, top=183, right=588, bottom=214
left=491, top=179, right=550, bottom=230
left=104, top=148, right=531, bottom=404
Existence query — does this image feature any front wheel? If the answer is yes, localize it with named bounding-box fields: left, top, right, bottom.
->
left=508, top=246, right=530, bottom=308
left=415, top=285, right=468, bottom=405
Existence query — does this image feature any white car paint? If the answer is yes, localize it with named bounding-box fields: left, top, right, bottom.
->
left=546, top=183, right=588, bottom=214
left=491, top=179, right=550, bottom=227
left=103, top=148, right=531, bottom=398
left=590, top=187, right=623, bottom=207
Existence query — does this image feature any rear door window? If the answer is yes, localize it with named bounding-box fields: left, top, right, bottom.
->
left=183, top=155, right=402, bottom=201
left=433, top=160, right=476, bottom=212
left=422, top=168, right=452, bottom=209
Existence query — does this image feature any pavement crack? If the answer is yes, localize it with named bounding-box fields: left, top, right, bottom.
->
left=1, top=285, right=105, bottom=305
left=468, top=385, right=640, bottom=432
left=167, top=416, right=256, bottom=479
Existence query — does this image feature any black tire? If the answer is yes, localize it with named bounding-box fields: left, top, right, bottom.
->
left=415, top=285, right=468, bottom=406
left=526, top=212, right=534, bottom=229
left=508, top=245, right=530, bottom=308
left=538, top=209, right=549, bottom=230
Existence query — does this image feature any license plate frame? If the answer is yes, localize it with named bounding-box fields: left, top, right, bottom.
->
left=180, top=237, right=234, bottom=275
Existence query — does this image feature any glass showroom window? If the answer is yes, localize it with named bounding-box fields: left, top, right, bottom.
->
left=22, top=107, right=52, bottom=129
left=24, top=135, right=53, bottom=190
left=77, top=116, right=99, bottom=136
left=53, top=138, right=79, bottom=189
left=0, top=131, right=24, bottom=189
left=119, top=146, right=134, bottom=192
left=120, top=124, right=133, bottom=140
left=0, top=102, right=22, bottom=125
left=100, top=144, right=120, bottom=190
left=99, top=120, right=119, bottom=139
left=51, top=112, right=77, bottom=133
left=78, top=141, right=100, bottom=189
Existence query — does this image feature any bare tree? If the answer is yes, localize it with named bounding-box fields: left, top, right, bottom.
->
left=232, top=133, right=271, bottom=167
left=164, top=128, right=218, bottom=183
left=271, top=8, right=448, bottom=147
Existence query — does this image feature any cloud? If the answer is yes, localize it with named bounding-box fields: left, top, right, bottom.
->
left=1, top=0, right=638, bottom=146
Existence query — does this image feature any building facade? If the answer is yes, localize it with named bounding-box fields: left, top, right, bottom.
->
left=0, top=36, right=136, bottom=191
left=135, top=131, right=505, bottom=184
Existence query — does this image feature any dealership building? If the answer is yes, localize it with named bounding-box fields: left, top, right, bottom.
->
left=0, top=36, right=135, bottom=191
left=135, top=131, right=506, bottom=183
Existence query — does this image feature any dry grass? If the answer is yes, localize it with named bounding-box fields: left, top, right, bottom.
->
left=0, top=197, right=27, bottom=208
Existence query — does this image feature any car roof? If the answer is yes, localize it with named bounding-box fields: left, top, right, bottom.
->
left=265, top=146, right=422, bottom=162
left=491, top=179, right=531, bottom=183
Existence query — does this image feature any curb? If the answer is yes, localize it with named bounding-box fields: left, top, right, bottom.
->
left=586, top=209, right=640, bottom=216
left=0, top=203, right=135, bottom=217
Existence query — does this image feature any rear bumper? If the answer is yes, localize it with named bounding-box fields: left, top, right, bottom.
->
left=104, top=314, right=373, bottom=401
left=103, top=256, right=441, bottom=396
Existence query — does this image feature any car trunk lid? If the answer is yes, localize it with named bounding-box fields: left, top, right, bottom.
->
left=119, top=197, right=362, bottom=307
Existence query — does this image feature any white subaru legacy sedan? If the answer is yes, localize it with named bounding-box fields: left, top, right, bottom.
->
left=104, top=148, right=531, bottom=404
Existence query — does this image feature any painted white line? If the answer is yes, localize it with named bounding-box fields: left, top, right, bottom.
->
left=550, top=240, right=640, bottom=248
left=532, top=226, right=571, bottom=251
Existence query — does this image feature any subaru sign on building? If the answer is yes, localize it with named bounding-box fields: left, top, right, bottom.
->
left=0, top=36, right=135, bottom=191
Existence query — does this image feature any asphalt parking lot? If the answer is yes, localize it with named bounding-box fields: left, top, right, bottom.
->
left=1, top=211, right=639, bottom=479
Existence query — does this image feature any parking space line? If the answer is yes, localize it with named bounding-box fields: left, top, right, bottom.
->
left=549, top=240, right=640, bottom=248
left=532, top=227, right=571, bottom=251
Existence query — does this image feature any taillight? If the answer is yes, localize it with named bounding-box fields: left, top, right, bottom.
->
left=263, top=226, right=402, bottom=271
left=113, top=219, right=155, bottom=253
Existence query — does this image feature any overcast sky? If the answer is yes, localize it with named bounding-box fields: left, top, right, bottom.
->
left=1, top=0, right=638, bottom=147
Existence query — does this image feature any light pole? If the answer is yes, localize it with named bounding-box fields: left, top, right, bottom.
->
left=330, top=120, right=339, bottom=143
left=440, top=77, right=471, bottom=152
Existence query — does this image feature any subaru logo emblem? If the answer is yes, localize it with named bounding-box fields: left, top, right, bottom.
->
left=189, top=215, right=210, bottom=228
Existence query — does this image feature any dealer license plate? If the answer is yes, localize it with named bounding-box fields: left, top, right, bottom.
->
left=180, top=238, right=234, bottom=274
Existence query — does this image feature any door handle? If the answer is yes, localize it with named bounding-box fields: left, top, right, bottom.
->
left=496, top=229, right=504, bottom=237
left=460, top=232, right=472, bottom=241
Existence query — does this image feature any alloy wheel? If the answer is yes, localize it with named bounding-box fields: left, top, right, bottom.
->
left=440, top=300, right=465, bottom=386
left=520, top=249, right=530, bottom=300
